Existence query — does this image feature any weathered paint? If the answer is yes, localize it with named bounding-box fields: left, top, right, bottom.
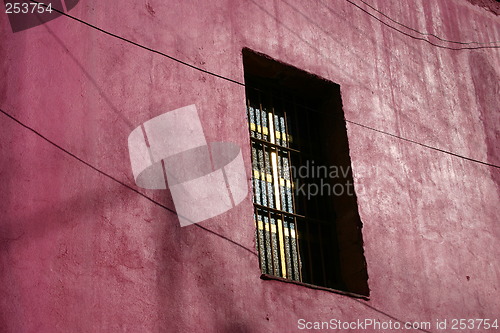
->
left=1, top=0, right=499, bottom=332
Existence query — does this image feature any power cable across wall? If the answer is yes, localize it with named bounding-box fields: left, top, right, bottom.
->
left=354, top=0, right=500, bottom=46
left=0, top=106, right=259, bottom=256
left=344, top=0, right=500, bottom=50
left=21, top=0, right=500, bottom=170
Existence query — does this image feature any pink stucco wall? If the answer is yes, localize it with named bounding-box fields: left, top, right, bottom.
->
left=1, top=0, right=499, bottom=332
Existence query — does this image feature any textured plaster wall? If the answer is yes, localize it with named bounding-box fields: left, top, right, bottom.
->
left=0, top=0, right=499, bottom=332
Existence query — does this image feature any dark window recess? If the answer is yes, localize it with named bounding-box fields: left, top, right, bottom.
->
left=243, top=49, right=369, bottom=296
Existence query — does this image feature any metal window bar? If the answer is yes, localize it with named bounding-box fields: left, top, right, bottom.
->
left=247, top=86, right=332, bottom=286
left=287, top=95, right=314, bottom=284
left=281, top=105, right=303, bottom=282
left=248, top=90, right=301, bottom=281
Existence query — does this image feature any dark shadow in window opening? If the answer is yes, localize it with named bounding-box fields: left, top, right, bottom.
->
left=243, top=48, right=369, bottom=296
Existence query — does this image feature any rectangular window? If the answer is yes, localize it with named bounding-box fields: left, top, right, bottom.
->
left=243, top=49, right=369, bottom=296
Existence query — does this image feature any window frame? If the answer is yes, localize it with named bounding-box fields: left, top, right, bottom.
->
left=243, top=48, right=370, bottom=298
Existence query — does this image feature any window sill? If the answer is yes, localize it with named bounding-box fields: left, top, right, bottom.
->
left=260, top=274, right=370, bottom=301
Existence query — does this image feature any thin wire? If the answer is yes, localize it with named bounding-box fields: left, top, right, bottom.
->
left=345, top=119, right=500, bottom=169
left=345, top=0, right=500, bottom=50
left=0, top=106, right=259, bottom=256
left=28, top=0, right=245, bottom=87
left=0, top=108, right=177, bottom=214
left=15, top=0, right=500, bottom=169
left=356, top=0, right=500, bottom=45
left=10, top=1, right=494, bottom=314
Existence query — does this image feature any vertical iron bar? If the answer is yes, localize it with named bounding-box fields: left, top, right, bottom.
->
left=291, top=95, right=313, bottom=283
left=281, top=96, right=302, bottom=282
left=271, top=95, right=288, bottom=278
left=262, top=144, right=276, bottom=275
